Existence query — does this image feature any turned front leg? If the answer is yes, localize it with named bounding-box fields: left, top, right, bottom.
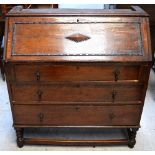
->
left=127, top=128, right=138, bottom=148
left=15, top=128, right=24, bottom=148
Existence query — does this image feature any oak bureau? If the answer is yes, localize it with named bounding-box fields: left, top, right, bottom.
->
left=4, top=6, right=153, bottom=148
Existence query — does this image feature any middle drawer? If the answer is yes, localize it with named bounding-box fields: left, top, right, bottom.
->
left=11, top=83, right=143, bottom=104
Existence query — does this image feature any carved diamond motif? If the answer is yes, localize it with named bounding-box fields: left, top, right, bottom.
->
left=66, top=33, right=90, bottom=43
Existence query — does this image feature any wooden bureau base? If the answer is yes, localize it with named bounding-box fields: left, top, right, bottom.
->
left=15, top=127, right=138, bottom=148
left=4, top=6, right=153, bottom=148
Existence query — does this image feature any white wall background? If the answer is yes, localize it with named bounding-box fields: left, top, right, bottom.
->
left=59, top=4, right=116, bottom=9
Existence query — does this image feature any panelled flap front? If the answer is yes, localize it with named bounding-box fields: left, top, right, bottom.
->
left=5, top=17, right=151, bottom=62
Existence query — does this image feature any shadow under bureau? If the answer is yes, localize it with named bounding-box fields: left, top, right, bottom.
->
left=4, top=6, right=153, bottom=148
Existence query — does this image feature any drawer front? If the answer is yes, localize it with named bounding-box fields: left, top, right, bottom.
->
left=13, top=105, right=142, bottom=126
left=12, top=84, right=143, bottom=103
left=13, top=64, right=140, bottom=82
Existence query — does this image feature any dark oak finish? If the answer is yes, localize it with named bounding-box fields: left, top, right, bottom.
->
left=13, top=64, right=141, bottom=82
left=0, top=44, right=5, bottom=80
left=11, top=84, right=143, bottom=103
left=13, top=105, right=142, bottom=126
left=15, top=128, right=24, bottom=148
left=116, top=4, right=155, bottom=71
left=4, top=6, right=152, bottom=148
left=127, top=128, right=139, bottom=148
left=117, top=5, right=155, bottom=53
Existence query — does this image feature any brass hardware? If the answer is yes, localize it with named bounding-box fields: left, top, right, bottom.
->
left=112, top=90, right=117, bottom=102
left=38, top=113, right=44, bottom=122
left=37, top=90, right=43, bottom=101
left=76, top=84, right=80, bottom=88
left=109, top=113, right=115, bottom=120
left=34, top=71, right=40, bottom=81
left=113, top=69, right=120, bottom=81
left=75, top=107, right=79, bottom=111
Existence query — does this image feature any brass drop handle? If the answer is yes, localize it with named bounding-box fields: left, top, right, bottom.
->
left=113, top=69, right=120, bottom=81
left=75, top=107, right=79, bottom=111
left=38, top=113, right=44, bottom=122
left=34, top=71, right=41, bottom=81
left=37, top=90, right=43, bottom=101
left=109, top=113, right=115, bottom=121
left=76, top=84, right=80, bottom=88
left=112, top=90, right=117, bottom=102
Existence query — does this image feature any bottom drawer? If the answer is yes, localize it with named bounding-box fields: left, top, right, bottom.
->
left=13, top=105, right=142, bottom=126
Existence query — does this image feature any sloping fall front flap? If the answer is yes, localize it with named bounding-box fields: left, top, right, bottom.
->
left=5, top=16, right=152, bottom=62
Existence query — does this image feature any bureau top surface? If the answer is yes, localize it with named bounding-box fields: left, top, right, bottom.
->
left=7, top=6, right=148, bottom=17
left=4, top=6, right=152, bottom=62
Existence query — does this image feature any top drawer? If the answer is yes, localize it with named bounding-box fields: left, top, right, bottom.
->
left=12, top=64, right=143, bottom=82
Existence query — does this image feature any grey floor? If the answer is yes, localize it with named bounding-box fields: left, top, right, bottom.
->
left=0, top=70, right=155, bottom=151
